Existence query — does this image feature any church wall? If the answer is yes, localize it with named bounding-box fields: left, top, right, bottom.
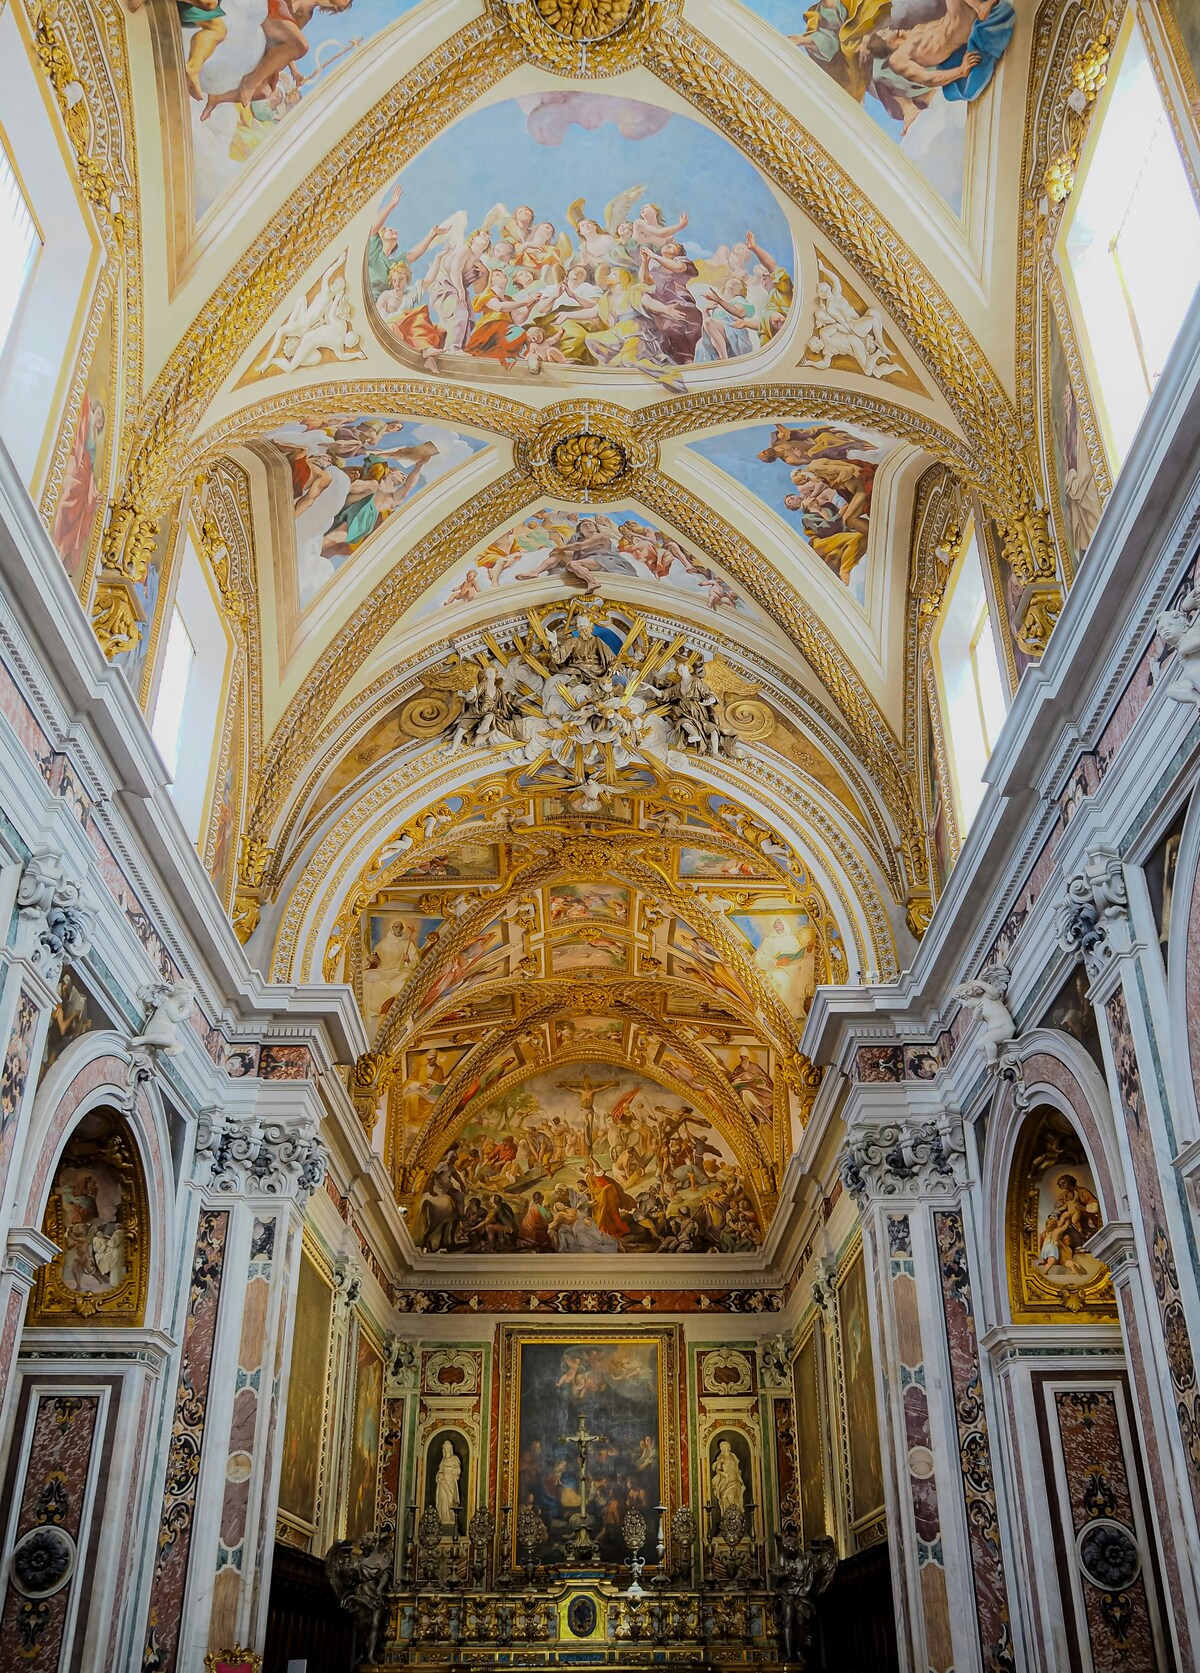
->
left=818, top=302, right=1200, bottom=1669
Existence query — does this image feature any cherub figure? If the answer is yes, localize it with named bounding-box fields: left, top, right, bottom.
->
left=1156, top=588, right=1200, bottom=706
left=951, top=968, right=1015, bottom=1066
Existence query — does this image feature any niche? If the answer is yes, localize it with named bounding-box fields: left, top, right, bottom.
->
left=30, top=1107, right=149, bottom=1326
left=425, top=1430, right=470, bottom=1537
left=1006, top=1108, right=1116, bottom=1323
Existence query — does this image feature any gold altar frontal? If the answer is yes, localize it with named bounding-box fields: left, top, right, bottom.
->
left=379, top=1575, right=779, bottom=1669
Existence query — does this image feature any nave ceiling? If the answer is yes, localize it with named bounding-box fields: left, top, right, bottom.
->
left=19, top=0, right=1131, bottom=1263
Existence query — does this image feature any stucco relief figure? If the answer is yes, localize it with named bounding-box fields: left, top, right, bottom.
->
left=1156, top=589, right=1200, bottom=707
left=435, top=1438, right=462, bottom=1527
left=711, top=1440, right=746, bottom=1516
left=802, top=266, right=899, bottom=378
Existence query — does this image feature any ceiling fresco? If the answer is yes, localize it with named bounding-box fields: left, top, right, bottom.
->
left=684, top=420, right=898, bottom=602
left=417, top=509, right=757, bottom=619
left=150, top=0, right=419, bottom=220
left=41, top=0, right=1099, bottom=1270
left=364, top=92, right=796, bottom=385
left=741, top=0, right=1016, bottom=211
left=260, top=413, right=489, bottom=610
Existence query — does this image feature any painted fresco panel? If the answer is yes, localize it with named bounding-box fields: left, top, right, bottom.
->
left=793, top=1327, right=827, bottom=1541
left=424, top=510, right=752, bottom=616
left=52, top=298, right=112, bottom=587
left=362, top=905, right=446, bottom=1035
left=415, top=1064, right=759, bottom=1254
left=365, top=94, right=795, bottom=384
left=173, top=0, right=421, bottom=219
left=264, top=416, right=487, bottom=611
left=740, top=0, right=1016, bottom=212
left=279, top=1248, right=333, bottom=1524
left=686, top=421, right=895, bottom=603
left=515, top=1338, right=661, bottom=1564
left=728, top=907, right=818, bottom=1017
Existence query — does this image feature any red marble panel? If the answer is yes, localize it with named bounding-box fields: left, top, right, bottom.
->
left=1054, top=1388, right=1158, bottom=1673
left=0, top=1391, right=100, bottom=1671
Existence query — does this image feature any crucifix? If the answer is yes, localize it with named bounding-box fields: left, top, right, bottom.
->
left=558, top=1411, right=607, bottom=1565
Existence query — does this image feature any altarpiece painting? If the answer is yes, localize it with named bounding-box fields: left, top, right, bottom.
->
left=500, top=1327, right=681, bottom=1567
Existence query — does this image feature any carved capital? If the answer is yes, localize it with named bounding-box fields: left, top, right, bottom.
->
left=194, top=1110, right=327, bottom=1200
left=386, top=1335, right=418, bottom=1393
left=1056, top=849, right=1129, bottom=977
left=840, top=1116, right=964, bottom=1205
left=758, top=1330, right=793, bottom=1390
left=15, top=853, right=92, bottom=986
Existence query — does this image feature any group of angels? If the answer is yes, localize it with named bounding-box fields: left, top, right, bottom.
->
left=367, top=180, right=793, bottom=380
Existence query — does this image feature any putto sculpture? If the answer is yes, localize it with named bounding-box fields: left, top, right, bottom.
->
left=951, top=963, right=1015, bottom=1068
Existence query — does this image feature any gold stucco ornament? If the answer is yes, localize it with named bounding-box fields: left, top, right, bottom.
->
left=533, top=0, right=636, bottom=39
left=522, top=405, right=655, bottom=501
left=550, top=432, right=628, bottom=492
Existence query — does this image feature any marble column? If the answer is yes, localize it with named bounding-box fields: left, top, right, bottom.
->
left=1056, top=847, right=1200, bottom=1657
left=141, top=1082, right=326, bottom=1673
left=841, top=1088, right=1014, bottom=1673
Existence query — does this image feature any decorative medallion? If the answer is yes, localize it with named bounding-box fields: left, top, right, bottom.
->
left=521, top=408, right=655, bottom=503
left=567, top=1594, right=599, bottom=1636
left=550, top=432, right=629, bottom=493
left=496, top=0, right=672, bottom=76
left=10, top=1526, right=76, bottom=1599
left=1077, top=1519, right=1141, bottom=1591
left=533, top=0, right=637, bottom=41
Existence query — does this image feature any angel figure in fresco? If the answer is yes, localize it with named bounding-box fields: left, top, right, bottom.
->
left=197, top=0, right=355, bottom=122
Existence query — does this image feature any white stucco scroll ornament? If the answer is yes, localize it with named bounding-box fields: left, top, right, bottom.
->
left=950, top=962, right=1016, bottom=1068
left=1154, top=587, right=1200, bottom=706
left=1056, top=850, right=1129, bottom=979
left=15, top=853, right=92, bottom=986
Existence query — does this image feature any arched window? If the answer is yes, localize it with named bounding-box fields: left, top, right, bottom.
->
left=931, top=522, right=1008, bottom=833
left=147, top=528, right=232, bottom=844
left=1060, top=14, right=1200, bottom=466
left=0, top=141, right=38, bottom=354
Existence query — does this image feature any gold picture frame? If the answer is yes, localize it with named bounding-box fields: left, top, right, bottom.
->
left=30, top=1108, right=149, bottom=1326
left=1006, top=1109, right=1117, bottom=1324
left=498, top=1324, right=682, bottom=1567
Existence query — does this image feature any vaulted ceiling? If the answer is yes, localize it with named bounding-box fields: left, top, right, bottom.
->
left=112, top=0, right=1042, bottom=1256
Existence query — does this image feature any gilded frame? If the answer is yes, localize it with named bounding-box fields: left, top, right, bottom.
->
left=1005, top=1110, right=1117, bottom=1325
left=497, top=1323, right=682, bottom=1566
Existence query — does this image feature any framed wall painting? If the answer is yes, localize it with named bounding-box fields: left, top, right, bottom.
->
left=498, top=1325, right=682, bottom=1567
left=792, top=1320, right=828, bottom=1544
left=278, top=1243, right=334, bottom=1529
left=836, top=1242, right=886, bottom=1540
left=345, top=1319, right=385, bottom=1542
